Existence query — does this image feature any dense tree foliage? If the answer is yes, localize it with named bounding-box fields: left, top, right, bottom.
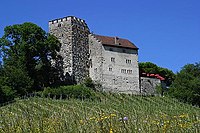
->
left=0, top=22, right=61, bottom=102
left=169, top=62, right=200, bottom=106
left=139, top=62, right=175, bottom=86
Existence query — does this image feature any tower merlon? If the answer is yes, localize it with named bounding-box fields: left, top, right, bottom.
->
left=49, top=16, right=86, bottom=25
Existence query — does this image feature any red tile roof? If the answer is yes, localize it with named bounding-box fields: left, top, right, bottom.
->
left=141, top=73, right=165, bottom=81
left=94, top=34, right=138, bottom=50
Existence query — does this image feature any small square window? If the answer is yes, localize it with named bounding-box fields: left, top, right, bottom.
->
left=89, top=59, right=92, bottom=68
left=58, top=23, right=62, bottom=27
left=127, top=70, right=132, bottom=74
left=111, top=57, right=115, bottom=62
left=121, top=69, right=126, bottom=73
left=109, top=68, right=112, bottom=71
left=126, top=59, right=131, bottom=64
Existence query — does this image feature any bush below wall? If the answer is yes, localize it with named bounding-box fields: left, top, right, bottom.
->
left=41, top=84, right=97, bottom=100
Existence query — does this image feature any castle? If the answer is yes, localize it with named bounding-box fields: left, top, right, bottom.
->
left=49, top=16, right=140, bottom=94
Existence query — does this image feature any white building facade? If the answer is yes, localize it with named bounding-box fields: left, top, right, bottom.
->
left=89, top=34, right=140, bottom=94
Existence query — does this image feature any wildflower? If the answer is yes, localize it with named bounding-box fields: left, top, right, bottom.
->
left=178, top=123, right=188, bottom=128
left=16, top=126, right=22, bottom=132
left=165, top=120, right=169, bottom=123
left=163, top=124, right=167, bottom=129
left=119, top=116, right=128, bottom=121
left=103, top=116, right=108, bottom=119
left=179, top=114, right=188, bottom=118
left=143, top=120, right=147, bottom=123
left=123, top=117, right=128, bottom=121
left=152, top=120, right=156, bottom=123
left=110, top=114, right=116, bottom=117
left=89, top=117, right=96, bottom=120
left=79, top=120, right=84, bottom=124
left=109, top=128, right=113, bottom=133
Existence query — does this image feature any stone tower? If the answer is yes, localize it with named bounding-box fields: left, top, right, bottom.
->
left=49, top=16, right=90, bottom=83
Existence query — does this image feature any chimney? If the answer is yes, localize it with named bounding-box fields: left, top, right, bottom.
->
left=114, top=36, right=119, bottom=45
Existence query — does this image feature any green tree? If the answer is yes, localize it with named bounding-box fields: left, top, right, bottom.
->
left=0, top=22, right=61, bottom=98
left=139, top=62, right=175, bottom=86
left=0, top=65, right=15, bottom=103
left=139, top=62, right=159, bottom=74
left=169, top=62, right=200, bottom=106
left=0, top=65, right=33, bottom=96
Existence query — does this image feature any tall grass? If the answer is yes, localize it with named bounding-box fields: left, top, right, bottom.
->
left=0, top=93, right=200, bottom=133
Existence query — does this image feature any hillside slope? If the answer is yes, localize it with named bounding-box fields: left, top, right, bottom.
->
left=0, top=93, right=200, bottom=133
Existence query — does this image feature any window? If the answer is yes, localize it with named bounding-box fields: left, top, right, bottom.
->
left=127, top=70, right=132, bottom=74
left=121, top=69, right=132, bottom=74
left=111, top=57, right=115, bottom=62
left=121, top=69, right=126, bottom=73
left=126, top=59, right=131, bottom=64
left=109, top=67, right=112, bottom=71
left=89, top=59, right=92, bottom=68
left=94, top=68, right=97, bottom=72
left=58, top=23, right=62, bottom=27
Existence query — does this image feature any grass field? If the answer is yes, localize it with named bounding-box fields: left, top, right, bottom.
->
left=0, top=93, right=200, bottom=133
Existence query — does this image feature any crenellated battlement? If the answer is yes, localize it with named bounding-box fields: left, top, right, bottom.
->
left=49, top=16, right=90, bottom=84
left=49, top=16, right=86, bottom=25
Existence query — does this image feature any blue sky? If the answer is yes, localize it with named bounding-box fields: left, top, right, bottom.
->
left=1, top=0, right=200, bottom=73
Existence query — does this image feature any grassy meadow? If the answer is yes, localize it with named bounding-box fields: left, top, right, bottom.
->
left=0, top=93, right=200, bottom=133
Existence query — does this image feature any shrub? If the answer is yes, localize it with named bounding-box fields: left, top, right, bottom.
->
left=83, top=77, right=95, bottom=89
left=42, top=85, right=96, bottom=100
left=155, top=85, right=163, bottom=96
left=0, top=86, right=15, bottom=104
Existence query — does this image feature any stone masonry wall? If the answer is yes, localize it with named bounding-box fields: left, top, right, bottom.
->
left=89, top=35, right=140, bottom=94
left=101, top=46, right=140, bottom=94
left=49, top=16, right=90, bottom=83
left=140, top=77, right=161, bottom=94
left=89, top=34, right=104, bottom=85
left=71, top=18, right=90, bottom=83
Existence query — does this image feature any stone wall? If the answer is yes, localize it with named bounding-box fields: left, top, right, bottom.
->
left=89, top=35, right=140, bottom=94
left=49, top=16, right=90, bottom=83
left=140, top=77, right=161, bottom=94
left=89, top=34, right=104, bottom=83
left=101, top=46, right=140, bottom=94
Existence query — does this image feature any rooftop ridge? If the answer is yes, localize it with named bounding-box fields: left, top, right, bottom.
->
left=94, top=34, right=138, bottom=50
left=94, top=34, right=132, bottom=43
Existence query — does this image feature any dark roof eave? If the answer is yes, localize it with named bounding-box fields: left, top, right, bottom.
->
left=102, top=43, right=139, bottom=50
